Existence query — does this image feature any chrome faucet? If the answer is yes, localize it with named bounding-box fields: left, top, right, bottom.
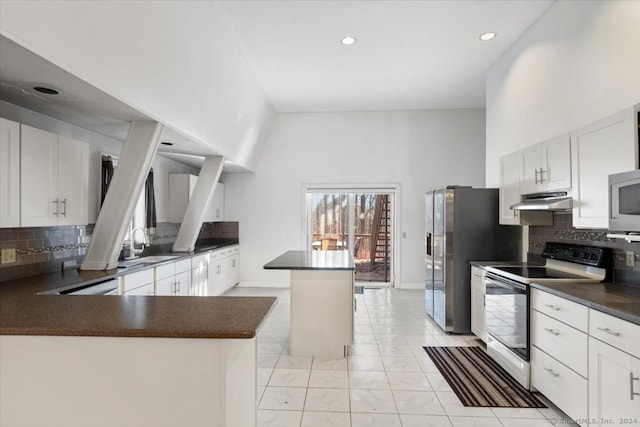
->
left=125, top=226, right=148, bottom=260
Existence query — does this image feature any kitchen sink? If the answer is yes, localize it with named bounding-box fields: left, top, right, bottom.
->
left=117, top=255, right=179, bottom=268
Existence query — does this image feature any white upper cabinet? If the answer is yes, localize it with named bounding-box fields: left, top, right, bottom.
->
left=521, top=134, right=571, bottom=195
left=20, top=125, right=89, bottom=227
left=571, top=106, right=639, bottom=229
left=499, top=152, right=523, bottom=225
left=0, top=118, right=20, bottom=228
left=168, top=173, right=224, bottom=223
left=544, top=134, right=572, bottom=192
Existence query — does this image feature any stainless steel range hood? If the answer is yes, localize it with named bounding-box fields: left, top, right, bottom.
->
left=510, top=191, right=573, bottom=211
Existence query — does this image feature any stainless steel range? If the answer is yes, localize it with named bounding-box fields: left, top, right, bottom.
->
left=483, top=242, right=609, bottom=389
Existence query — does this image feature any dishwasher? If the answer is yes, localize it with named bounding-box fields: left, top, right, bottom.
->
left=57, top=278, right=120, bottom=295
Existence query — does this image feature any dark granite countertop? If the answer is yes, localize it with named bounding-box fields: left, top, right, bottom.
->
left=0, top=241, right=278, bottom=339
left=530, top=282, right=640, bottom=326
left=264, top=250, right=355, bottom=270
left=470, top=261, right=538, bottom=269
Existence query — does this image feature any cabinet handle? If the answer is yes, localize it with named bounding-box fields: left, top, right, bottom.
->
left=53, top=199, right=59, bottom=217
left=597, top=327, right=621, bottom=337
left=60, top=198, right=67, bottom=217
left=534, top=169, right=540, bottom=184
left=631, top=373, right=640, bottom=400
left=544, top=304, right=561, bottom=311
left=544, top=367, right=559, bottom=378
left=544, top=328, right=560, bottom=336
left=539, top=168, right=546, bottom=183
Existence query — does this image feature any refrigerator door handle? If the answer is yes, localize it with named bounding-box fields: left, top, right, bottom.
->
left=426, top=233, right=432, bottom=256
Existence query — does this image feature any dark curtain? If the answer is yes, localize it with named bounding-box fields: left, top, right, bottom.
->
left=101, top=155, right=114, bottom=207
left=145, top=168, right=157, bottom=232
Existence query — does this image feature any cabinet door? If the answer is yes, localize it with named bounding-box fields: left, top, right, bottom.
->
left=175, top=270, right=192, bottom=296
left=0, top=118, right=20, bottom=227
left=589, top=338, right=640, bottom=425
left=571, top=107, right=637, bottom=228
left=521, top=145, right=542, bottom=195
left=57, top=136, right=89, bottom=226
left=470, top=267, right=486, bottom=342
left=226, top=252, right=239, bottom=290
left=155, top=276, right=175, bottom=296
left=20, top=125, right=58, bottom=226
left=123, top=282, right=155, bottom=296
left=543, top=133, right=571, bottom=191
left=208, top=252, right=225, bottom=296
left=191, top=253, right=209, bottom=296
left=499, top=152, right=523, bottom=225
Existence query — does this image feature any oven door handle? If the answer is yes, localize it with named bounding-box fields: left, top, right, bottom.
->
left=484, top=276, right=527, bottom=292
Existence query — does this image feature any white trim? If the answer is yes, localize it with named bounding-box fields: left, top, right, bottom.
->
left=301, top=183, right=401, bottom=288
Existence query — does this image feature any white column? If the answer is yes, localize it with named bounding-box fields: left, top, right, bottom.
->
left=80, top=121, right=163, bottom=270
left=172, top=155, right=225, bottom=253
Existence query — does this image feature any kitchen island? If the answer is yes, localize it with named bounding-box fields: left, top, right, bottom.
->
left=264, top=250, right=355, bottom=358
left=0, top=252, right=276, bottom=427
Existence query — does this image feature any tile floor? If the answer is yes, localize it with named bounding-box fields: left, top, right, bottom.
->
left=226, top=287, right=573, bottom=427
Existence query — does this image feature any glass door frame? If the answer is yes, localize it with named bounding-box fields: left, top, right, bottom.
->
left=302, top=183, right=400, bottom=287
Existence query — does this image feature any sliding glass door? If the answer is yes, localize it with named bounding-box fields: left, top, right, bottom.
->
left=305, top=188, right=395, bottom=286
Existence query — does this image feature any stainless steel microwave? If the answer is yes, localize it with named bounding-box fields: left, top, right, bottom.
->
left=609, top=170, right=640, bottom=231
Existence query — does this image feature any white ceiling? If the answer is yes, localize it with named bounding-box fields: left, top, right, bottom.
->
left=214, top=0, right=554, bottom=112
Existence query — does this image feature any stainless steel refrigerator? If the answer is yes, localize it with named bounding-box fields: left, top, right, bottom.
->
left=425, top=187, right=521, bottom=333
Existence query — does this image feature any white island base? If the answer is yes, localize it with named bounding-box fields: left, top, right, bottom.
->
left=0, top=335, right=256, bottom=427
left=290, top=269, right=354, bottom=359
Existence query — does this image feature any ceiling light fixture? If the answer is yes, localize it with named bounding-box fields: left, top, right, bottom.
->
left=33, top=86, right=59, bottom=95
left=341, top=36, right=356, bottom=46
left=479, top=32, right=497, bottom=41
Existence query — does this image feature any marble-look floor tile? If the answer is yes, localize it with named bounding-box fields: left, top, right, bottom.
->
left=259, top=386, right=307, bottom=411
left=426, top=372, right=454, bottom=392
left=268, top=368, right=310, bottom=387
left=375, top=334, right=407, bottom=345
left=349, top=343, right=380, bottom=356
left=308, top=370, right=349, bottom=388
left=300, top=411, right=351, bottom=427
left=312, top=357, right=348, bottom=371
left=304, top=388, right=350, bottom=412
left=382, top=356, right=422, bottom=372
left=498, top=418, right=555, bottom=427
left=257, top=368, right=273, bottom=386
left=378, top=344, right=414, bottom=356
left=491, top=408, right=546, bottom=419
left=348, top=355, right=385, bottom=371
left=276, top=354, right=313, bottom=369
left=401, top=414, right=455, bottom=427
left=257, top=409, right=302, bottom=427
left=437, top=391, right=495, bottom=417
left=387, top=372, right=433, bottom=391
left=393, top=390, right=446, bottom=415
left=257, top=353, right=280, bottom=369
left=348, top=371, right=390, bottom=390
left=350, top=389, right=398, bottom=414
left=449, top=416, right=505, bottom=427
left=351, top=412, right=403, bottom=427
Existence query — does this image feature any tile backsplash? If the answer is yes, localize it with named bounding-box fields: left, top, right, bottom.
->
left=528, top=212, right=640, bottom=284
left=0, top=221, right=239, bottom=282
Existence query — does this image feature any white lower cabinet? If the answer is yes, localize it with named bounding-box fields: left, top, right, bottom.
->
left=121, top=269, right=155, bottom=296
left=199, top=245, right=239, bottom=296
left=174, top=259, right=192, bottom=296
left=470, top=266, right=486, bottom=342
left=191, top=252, right=210, bottom=297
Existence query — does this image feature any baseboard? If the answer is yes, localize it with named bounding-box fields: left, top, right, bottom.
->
left=395, top=282, right=424, bottom=290
left=237, top=281, right=290, bottom=288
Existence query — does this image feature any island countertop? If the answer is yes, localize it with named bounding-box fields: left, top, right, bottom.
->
left=264, top=250, right=355, bottom=270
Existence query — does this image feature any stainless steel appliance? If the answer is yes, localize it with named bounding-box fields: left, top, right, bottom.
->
left=56, top=278, right=120, bottom=295
left=609, top=169, right=640, bottom=232
left=484, top=242, right=609, bottom=389
left=424, top=187, right=521, bottom=333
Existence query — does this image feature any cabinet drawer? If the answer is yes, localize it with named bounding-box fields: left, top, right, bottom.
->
left=122, top=269, right=154, bottom=292
left=531, top=310, right=588, bottom=377
left=155, top=262, right=175, bottom=281
left=589, top=309, right=640, bottom=357
left=175, top=258, right=191, bottom=274
left=123, top=282, right=155, bottom=296
left=531, top=347, right=588, bottom=426
left=531, top=289, right=588, bottom=331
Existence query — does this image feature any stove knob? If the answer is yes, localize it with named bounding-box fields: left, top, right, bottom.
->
left=590, top=253, right=598, bottom=261
left=583, top=253, right=590, bottom=259
left=573, top=251, right=579, bottom=258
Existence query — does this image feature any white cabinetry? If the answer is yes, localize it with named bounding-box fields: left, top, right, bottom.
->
left=530, top=289, right=589, bottom=425
left=155, top=258, right=193, bottom=296
left=174, top=259, right=192, bottom=296
left=0, top=118, right=20, bottom=227
left=589, top=309, right=640, bottom=427
left=121, top=269, right=155, bottom=296
left=571, top=105, right=639, bottom=229
left=191, top=252, right=209, bottom=296
left=470, top=266, right=486, bottom=342
left=168, top=173, right=224, bottom=223
left=20, top=125, right=88, bottom=226
left=521, top=134, right=571, bottom=195
left=206, top=245, right=239, bottom=296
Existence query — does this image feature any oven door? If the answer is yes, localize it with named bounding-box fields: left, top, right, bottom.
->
left=484, top=273, right=529, bottom=361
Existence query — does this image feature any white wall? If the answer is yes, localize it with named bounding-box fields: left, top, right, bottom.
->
left=224, top=109, right=486, bottom=288
left=486, top=0, right=640, bottom=187
left=0, top=1, right=275, bottom=171
left=0, top=100, right=199, bottom=223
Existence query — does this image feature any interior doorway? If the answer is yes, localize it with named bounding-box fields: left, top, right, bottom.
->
left=304, top=186, right=397, bottom=286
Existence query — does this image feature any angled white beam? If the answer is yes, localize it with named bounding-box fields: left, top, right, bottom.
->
left=80, top=121, right=164, bottom=270
left=172, top=155, right=225, bottom=253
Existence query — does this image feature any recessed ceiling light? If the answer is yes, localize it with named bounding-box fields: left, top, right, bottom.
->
left=33, top=86, right=59, bottom=95
left=161, top=142, right=174, bottom=146
left=479, top=32, right=497, bottom=41
left=341, top=36, right=356, bottom=46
